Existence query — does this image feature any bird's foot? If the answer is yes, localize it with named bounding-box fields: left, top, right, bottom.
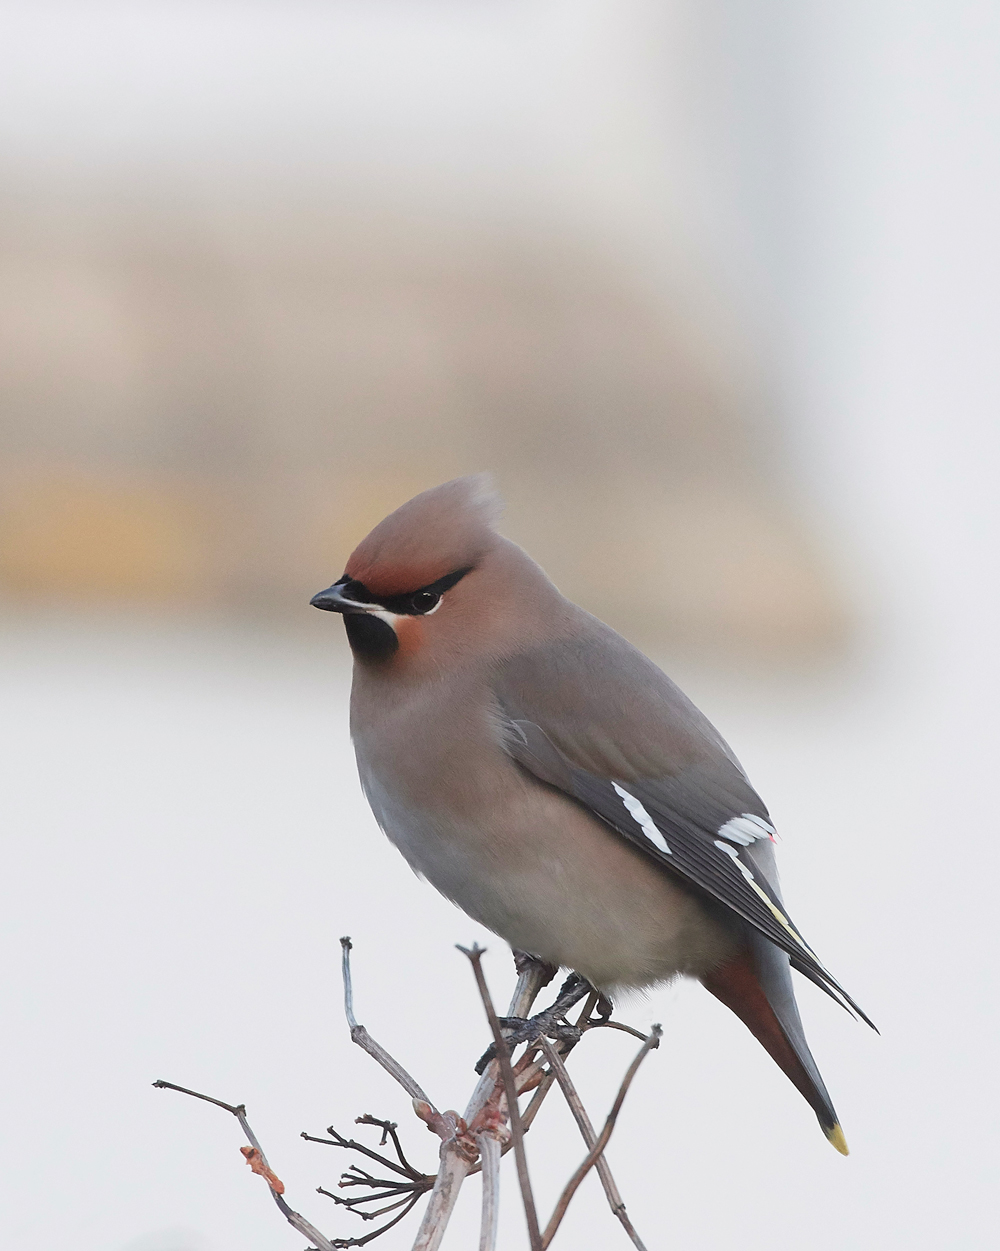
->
left=495, top=1015, right=583, bottom=1046
left=474, top=973, right=594, bottom=1074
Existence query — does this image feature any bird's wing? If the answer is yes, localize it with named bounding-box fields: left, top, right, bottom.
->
left=493, top=627, right=873, bottom=1027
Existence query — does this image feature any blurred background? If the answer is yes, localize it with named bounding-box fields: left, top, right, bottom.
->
left=0, top=2, right=997, bottom=1249
left=0, top=0, right=848, bottom=655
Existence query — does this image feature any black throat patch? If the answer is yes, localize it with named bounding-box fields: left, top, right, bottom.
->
left=344, top=613, right=399, bottom=662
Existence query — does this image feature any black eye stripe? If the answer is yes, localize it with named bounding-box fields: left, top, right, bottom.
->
left=340, top=566, right=473, bottom=615
left=418, top=566, right=474, bottom=597
left=340, top=579, right=379, bottom=604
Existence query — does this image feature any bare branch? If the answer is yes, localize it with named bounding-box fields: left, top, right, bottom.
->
left=410, top=1147, right=471, bottom=1251
left=537, top=1040, right=648, bottom=1251
left=409, top=950, right=554, bottom=1249
left=153, top=1080, right=337, bottom=1251
left=476, top=1131, right=501, bottom=1251
left=459, top=943, right=543, bottom=1251
left=152, top=1082, right=243, bottom=1116
left=540, top=1024, right=662, bottom=1248
left=340, top=937, right=433, bottom=1106
left=159, top=940, right=664, bottom=1251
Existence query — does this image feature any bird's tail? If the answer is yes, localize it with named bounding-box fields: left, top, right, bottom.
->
left=701, top=932, right=849, bottom=1155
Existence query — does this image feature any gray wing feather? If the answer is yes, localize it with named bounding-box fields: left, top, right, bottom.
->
left=495, top=627, right=873, bottom=1028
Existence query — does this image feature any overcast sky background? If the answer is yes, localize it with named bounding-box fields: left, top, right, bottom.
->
left=1, top=3, right=998, bottom=1249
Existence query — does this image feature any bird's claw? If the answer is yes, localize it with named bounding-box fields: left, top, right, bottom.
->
left=473, top=972, right=595, bottom=1073
left=474, top=1015, right=582, bottom=1074
left=497, top=1015, right=583, bottom=1047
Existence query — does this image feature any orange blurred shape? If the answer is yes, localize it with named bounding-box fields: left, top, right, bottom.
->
left=0, top=468, right=208, bottom=601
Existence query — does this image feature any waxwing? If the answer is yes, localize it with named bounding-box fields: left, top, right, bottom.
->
left=311, top=475, right=873, bottom=1153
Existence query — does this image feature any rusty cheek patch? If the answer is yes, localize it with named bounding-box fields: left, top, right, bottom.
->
left=392, top=614, right=425, bottom=657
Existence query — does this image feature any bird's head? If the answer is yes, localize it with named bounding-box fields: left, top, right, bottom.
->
left=311, top=475, right=554, bottom=669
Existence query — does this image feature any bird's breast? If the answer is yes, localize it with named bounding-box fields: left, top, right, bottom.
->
left=349, top=675, right=737, bottom=990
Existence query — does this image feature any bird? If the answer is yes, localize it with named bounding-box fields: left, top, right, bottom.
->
left=310, top=475, right=872, bottom=1153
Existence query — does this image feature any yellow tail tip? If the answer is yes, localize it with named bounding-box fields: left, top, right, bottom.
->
left=825, top=1123, right=850, bottom=1155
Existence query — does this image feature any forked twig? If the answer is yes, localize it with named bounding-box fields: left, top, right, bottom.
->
left=152, top=1080, right=337, bottom=1251
left=540, top=1024, right=662, bottom=1248
left=340, top=937, right=433, bottom=1105
left=302, top=1120, right=429, bottom=1184
left=357, top=1113, right=423, bottom=1176
left=318, top=1190, right=425, bottom=1247
left=158, top=941, right=658, bottom=1251
left=303, top=1115, right=435, bottom=1244
left=538, top=1039, right=649, bottom=1251
left=459, top=943, right=543, bottom=1251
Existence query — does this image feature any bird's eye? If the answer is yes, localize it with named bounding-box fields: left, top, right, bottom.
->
left=410, top=590, right=440, bottom=614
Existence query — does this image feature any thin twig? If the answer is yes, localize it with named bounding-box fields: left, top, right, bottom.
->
left=302, top=1111, right=434, bottom=1244
left=514, top=1070, right=556, bottom=1134
left=326, top=1194, right=424, bottom=1247
left=459, top=944, right=543, bottom=1251
left=323, top=1184, right=411, bottom=1209
left=301, top=1127, right=425, bottom=1182
left=540, top=1024, right=662, bottom=1248
left=153, top=1080, right=337, bottom=1251
left=538, top=1039, right=649, bottom=1251
left=340, top=937, right=433, bottom=1105
left=586, top=1020, right=649, bottom=1042
left=320, top=1188, right=414, bottom=1218
left=357, top=1114, right=423, bottom=1177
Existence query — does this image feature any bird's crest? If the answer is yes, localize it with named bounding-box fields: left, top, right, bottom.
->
left=346, top=474, right=502, bottom=596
